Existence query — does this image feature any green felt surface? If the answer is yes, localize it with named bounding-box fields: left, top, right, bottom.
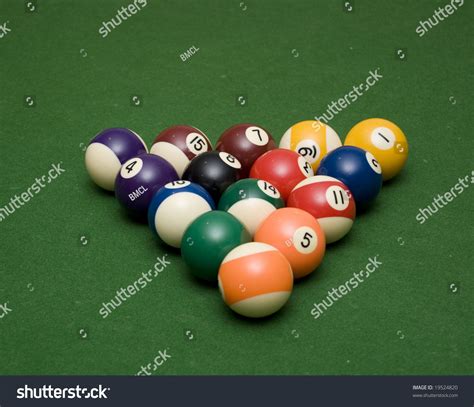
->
left=0, top=0, right=473, bottom=375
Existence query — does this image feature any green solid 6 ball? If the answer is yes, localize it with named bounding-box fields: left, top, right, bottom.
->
left=181, top=211, right=251, bottom=282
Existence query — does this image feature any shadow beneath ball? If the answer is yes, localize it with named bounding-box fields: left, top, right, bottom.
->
left=218, top=296, right=292, bottom=326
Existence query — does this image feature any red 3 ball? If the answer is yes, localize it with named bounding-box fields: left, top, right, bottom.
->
left=216, top=123, right=276, bottom=177
left=250, top=148, right=313, bottom=201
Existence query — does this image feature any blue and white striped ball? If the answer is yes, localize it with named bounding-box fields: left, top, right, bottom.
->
left=148, top=180, right=215, bottom=248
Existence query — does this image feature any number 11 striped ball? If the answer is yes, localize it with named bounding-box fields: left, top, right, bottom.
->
left=287, top=176, right=356, bottom=243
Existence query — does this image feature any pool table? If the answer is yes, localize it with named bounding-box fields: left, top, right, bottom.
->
left=0, top=0, right=472, bottom=375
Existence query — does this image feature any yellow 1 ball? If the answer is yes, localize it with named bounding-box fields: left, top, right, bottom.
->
left=344, top=118, right=408, bottom=181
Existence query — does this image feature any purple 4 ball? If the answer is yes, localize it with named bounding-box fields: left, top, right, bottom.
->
left=115, top=153, right=179, bottom=218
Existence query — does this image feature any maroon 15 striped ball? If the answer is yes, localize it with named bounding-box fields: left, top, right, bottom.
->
left=150, top=125, right=212, bottom=177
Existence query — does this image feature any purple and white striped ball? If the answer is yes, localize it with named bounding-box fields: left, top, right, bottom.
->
left=85, top=128, right=148, bottom=191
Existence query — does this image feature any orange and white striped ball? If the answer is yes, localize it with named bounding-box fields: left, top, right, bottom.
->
left=218, top=242, right=293, bottom=318
left=279, top=120, right=342, bottom=172
left=255, top=208, right=326, bottom=279
left=287, top=176, right=356, bottom=244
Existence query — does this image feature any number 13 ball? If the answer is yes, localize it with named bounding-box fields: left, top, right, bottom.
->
left=344, top=118, right=408, bottom=181
left=218, top=242, right=293, bottom=318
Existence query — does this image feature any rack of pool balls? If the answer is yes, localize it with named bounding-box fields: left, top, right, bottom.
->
left=85, top=120, right=408, bottom=318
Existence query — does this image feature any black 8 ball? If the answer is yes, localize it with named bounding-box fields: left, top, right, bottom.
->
left=182, top=151, right=242, bottom=204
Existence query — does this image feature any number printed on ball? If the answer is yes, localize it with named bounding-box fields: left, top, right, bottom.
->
left=186, top=133, right=210, bottom=156
left=297, top=156, right=313, bottom=176
left=219, top=152, right=242, bottom=169
left=165, top=180, right=191, bottom=189
left=120, top=157, right=143, bottom=179
left=296, top=139, right=320, bottom=164
left=370, top=127, right=396, bottom=150
left=325, top=185, right=350, bottom=211
left=245, top=126, right=269, bottom=146
left=293, top=226, right=317, bottom=254
left=366, top=152, right=382, bottom=174
left=257, top=180, right=280, bottom=199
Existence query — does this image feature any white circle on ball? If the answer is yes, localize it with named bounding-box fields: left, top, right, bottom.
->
left=186, top=132, right=210, bottom=156
left=165, top=180, right=191, bottom=189
left=257, top=180, right=281, bottom=199
left=219, top=152, right=242, bottom=169
left=296, top=139, right=320, bottom=164
left=325, top=185, right=350, bottom=211
left=370, top=127, right=396, bottom=150
left=297, top=156, right=314, bottom=177
left=293, top=226, right=317, bottom=254
left=365, top=152, right=382, bottom=174
left=120, top=157, right=143, bottom=179
left=245, top=126, right=269, bottom=146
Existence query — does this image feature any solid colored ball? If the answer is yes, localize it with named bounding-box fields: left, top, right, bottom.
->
left=181, top=211, right=251, bottom=282
left=344, top=118, right=408, bottom=181
left=85, top=128, right=147, bottom=191
left=218, top=178, right=284, bottom=236
left=218, top=242, right=293, bottom=318
left=317, top=146, right=382, bottom=207
left=254, top=208, right=325, bottom=279
left=150, top=125, right=212, bottom=177
left=182, top=151, right=242, bottom=203
left=279, top=120, right=342, bottom=172
left=148, top=181, right=215, bottom=248
left=216, top=123, right=276, bottom=177
left=115, top=153, right=179, bottom=218
left=249, top=149, right=313, bottom=201
left=287, top=176, right=356, bottom=243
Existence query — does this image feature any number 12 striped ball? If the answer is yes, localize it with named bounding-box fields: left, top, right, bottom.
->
left=150, top=125, right=212, bottom=177
left=288, top=176, right=356, bottom=243
left=218, top=242, right=293, bottom=318
left=148, top=181, right=215, bottom=248
left=218, top=179, right=284, bottom=236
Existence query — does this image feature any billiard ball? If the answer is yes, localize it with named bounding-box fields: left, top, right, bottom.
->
left=287, top=176, right=356, bottom=243
left=181, top=211, right=251, bottom=282
left=254, top=208, right=325, bottom=279
left=85, top=128, right=147, bottom=191
left=215, top=123, right=276, bottom=177
left=344, top=118, right=408, bottom=181
left=279, top=120, right=342, bottom=172
left=150, top=125, right=212, bottom=177
left=182, top=151, right=242, bottom=203
left=249, top=149, right=313, bottom=201
left=148, top=181, right=215, bottom=248
left=218, top=178, right=284, bottom=236
left=218, top=242, right=293, bottom=318
left=115, top=153, right=179, bottom=218
left=317, top=146, right=382, bottom=207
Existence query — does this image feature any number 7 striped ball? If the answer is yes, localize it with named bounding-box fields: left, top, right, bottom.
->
left=287, top=176, right=356, bottom=243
